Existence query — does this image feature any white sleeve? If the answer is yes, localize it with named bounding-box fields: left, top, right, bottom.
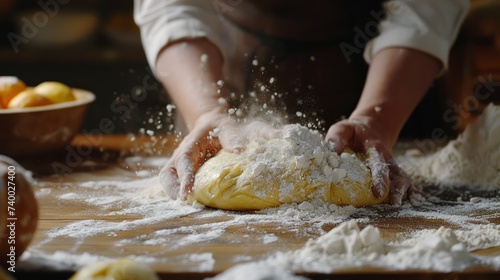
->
left=364, top=0, right=470, bottom=75
left=134, top=0, right=225, bottom=71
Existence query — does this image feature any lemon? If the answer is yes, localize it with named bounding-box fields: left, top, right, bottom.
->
left=33, top=81, right=75, bottom=103
left=8, top=89, right=53, bottom=108
left=0, top=76, right=27, bottom=108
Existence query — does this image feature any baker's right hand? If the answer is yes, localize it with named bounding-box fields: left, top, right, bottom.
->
left=159, top=112, right=282, bottom=200
left=159, top=109, right=225, bottom=200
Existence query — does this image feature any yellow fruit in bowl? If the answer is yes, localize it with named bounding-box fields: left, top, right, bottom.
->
left=33, top=81, right=75, bottom=103
left=0, top=76, right=27, bottom=108
left=7, top=89, right=53, bottom=108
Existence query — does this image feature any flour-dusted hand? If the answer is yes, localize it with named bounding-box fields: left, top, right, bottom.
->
left=153, top=38, right=284, bottom=201
left=159, top=113, right=282, bottom=200
left=326, top=118, right=425, bottom=206
left=159, top=110, right=225, bottom=200
left=323, top=47, right=443, bottom=206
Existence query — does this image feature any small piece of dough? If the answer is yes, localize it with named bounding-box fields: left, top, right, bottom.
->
left=70, top=259, right=159, bottom=280
left=190, top=124, right=388, bottom=210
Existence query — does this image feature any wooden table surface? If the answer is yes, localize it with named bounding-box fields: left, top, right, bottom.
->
left=12, top=134, right=500, bottom=280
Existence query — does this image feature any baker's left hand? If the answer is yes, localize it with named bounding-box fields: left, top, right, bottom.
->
left=325, top=116, right=426, bottom=206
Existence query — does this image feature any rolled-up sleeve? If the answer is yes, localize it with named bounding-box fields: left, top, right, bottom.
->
left=364, top=0, right=470, bottom=75
left=134, top=0, right=225, bottom=71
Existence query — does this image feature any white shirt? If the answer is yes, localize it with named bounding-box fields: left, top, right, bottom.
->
left=134, top=0, right=470, bottom=75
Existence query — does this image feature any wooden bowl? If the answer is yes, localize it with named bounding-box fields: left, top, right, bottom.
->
left=0, top=89, right=95, bottom=157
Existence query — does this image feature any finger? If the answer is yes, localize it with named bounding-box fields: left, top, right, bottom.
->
left=366, top=147, right=390, bottom=199
left=183, top=133, right=224, bottom=198
left=219, top=131, right=245, bottom=153
left=159, top=146, right=198, bottom=201
left=408, top=184, right=428, bottom=206
left=325, top=122, right=354, bottom=153
left=176, top=155, right=195, bottom=200
left=388, top=162, right=412, bottom=205
left=158, top=163, right=180, bottom=199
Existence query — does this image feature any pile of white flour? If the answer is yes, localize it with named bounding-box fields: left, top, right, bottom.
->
left=267, top=220, right=496, bottom=273
left=400, top=103, right=500, bottom=189
left=211, top=220, right=499, bottom=279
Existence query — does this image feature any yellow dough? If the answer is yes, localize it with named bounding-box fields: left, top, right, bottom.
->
left=189, top=124, right=388, bottom=210
left=70, top=259, right=159, bottom=280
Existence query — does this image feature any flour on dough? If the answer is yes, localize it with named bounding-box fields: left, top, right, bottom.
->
left=190, top=124, right=386, bottom=210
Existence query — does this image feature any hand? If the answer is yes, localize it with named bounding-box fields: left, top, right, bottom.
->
left=159, top=109, right=225, bottom=200
left=325, top=117, right=426, bottom=206
left=159, top=111, right=281, bottom=200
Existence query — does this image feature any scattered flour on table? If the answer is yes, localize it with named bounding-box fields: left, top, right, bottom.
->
left=20, top=105, right=500, bottom=275
left=58, top=192, right=79, bottom=200
left=262, top=234, right=279, bottom=244
left=208, top=262, right=308, bottom=280
left=23, top=181, right=500, bottom=274
left=20, top=251, right=113, bottom=271
left=399, top=103, right=500, bottom=189
left=185, top=253, right=216, bottom=272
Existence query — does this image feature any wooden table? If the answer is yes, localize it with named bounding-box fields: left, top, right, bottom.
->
left=11, top=135, right=500, bottom=280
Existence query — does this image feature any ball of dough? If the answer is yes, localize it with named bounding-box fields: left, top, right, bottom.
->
left=0, top=155, right=39, bottom=263
left=33, top=81, right=75, bottom=103
left=0, top=76, right=27, bottom=108
left=189, top=124, right=388, bottom=210
left=70, top=259, right=159, bottom=280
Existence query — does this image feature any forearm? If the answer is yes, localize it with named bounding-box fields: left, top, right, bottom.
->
left=351, top=47, right=441, bottom=148
left=156, top=38, right=226, bottom=131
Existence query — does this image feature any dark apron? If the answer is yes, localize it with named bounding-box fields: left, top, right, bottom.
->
left=221, top=0, right=385, bottom=131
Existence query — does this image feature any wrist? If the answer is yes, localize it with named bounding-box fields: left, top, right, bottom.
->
left=192, top=106, right=227, bottom=129
left=184, top=87, right=232, bottom=131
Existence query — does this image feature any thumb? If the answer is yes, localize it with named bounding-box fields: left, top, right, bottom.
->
left=325, top=122, right=354, bottom=154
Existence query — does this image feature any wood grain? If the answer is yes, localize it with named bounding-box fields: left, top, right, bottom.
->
left=12, top=135, right=500, bottom=280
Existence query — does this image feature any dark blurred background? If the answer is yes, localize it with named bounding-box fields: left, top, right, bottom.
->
left=0, top=0, right=499, bottom=138
left=0, top=0, right=171, bottom=135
